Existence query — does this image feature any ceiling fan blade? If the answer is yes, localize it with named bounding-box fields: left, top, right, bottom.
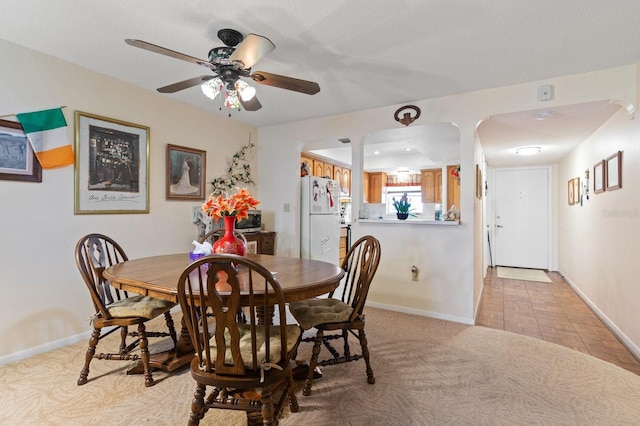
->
left=230, top=34, right=275, bottom=69
left=250, top=71, right=320, bottom=95
left=125, top=39, right=213, bottom=68
left=239, top=95, right=262, bottom=112
left=157, top=76, right=214, bottom=93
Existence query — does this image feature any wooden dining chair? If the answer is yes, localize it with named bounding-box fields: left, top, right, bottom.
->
left=288, top=235, right=381, bottom=396
left=177, top=254, right=303, bottom=426
left=75, top=233, right=178, bottom=387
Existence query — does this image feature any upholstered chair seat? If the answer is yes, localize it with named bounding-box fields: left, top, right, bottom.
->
left=106, top=295, right=175, bottom=320
left=289, top=298, right=353, bottom=330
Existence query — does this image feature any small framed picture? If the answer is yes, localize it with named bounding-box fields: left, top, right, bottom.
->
left=573, top=177, right=580, bottom=204
left=166, top=144, right=206, bottom=200
left=0, top=119, right=42, bottom=182
left=475, top=164, right=482, bottom=199
left=568, top=179, right=575, bottom=205
left=74, top=111, right=150, bottom=214
left=593, top=160, right=605, bottom=193
left=605, top=150, right=622, bottom=191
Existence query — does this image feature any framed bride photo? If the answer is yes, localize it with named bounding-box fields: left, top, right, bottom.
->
left=166, top=144, right=206, bottom=200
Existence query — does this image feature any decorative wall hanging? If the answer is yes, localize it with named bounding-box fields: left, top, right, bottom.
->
left=0, top=119, right=42, bottom=182
left=568, top=179, right=575, bottom=205
left=593, top=160, right=605, bottom=193
left=210, top=135, right=254, bottom=195
left=166, top=144, right=206, bottom=200
left=74, top=111, right=150, bottom=214
left=394, top=105, right=421, bottom=126
left=605, top=150, right=622, bottom=191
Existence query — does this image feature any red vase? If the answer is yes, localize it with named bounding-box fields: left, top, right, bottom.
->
left=212, top=216, right=246, bottom=256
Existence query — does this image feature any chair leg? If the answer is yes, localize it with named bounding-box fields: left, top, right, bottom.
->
left=342, top=329, right=350, bottom=358
left=260, top=386, right=275, bottom=426
left=188, top=383, right=206, bottom=426
left=286, top=370, right=299, bottom=413
left=77, top=327, right=101, bottom=385
left=119, top=326, right=129, bottom=354
left=164, top=311, right=178, bottom=349
left=303, top=330, right=323, bottom=396
left=358, top=328, right=375, bottom=384
left=137, top=323, right=154, bottom=387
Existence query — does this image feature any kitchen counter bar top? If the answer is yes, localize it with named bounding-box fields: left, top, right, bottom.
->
left=357, top=219, right=460, bottom=226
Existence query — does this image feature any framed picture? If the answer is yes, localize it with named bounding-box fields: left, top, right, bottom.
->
left=0, top=119, right=42, bottom=182
left=166, top=144, right=206, bottom=200
left=74, top=111, right=150, bottom=214
left=568, top=179, right=575, bottom=205
left=475, top=164, right=482, bottom=199
left=573, top=177, right=580, bottom=204
left=593, top=160, right=605, bottom=193
left=605, top=150, right=622, bottom=191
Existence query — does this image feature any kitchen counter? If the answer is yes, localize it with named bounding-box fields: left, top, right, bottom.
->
left=357, top=218, right=460, bottom=226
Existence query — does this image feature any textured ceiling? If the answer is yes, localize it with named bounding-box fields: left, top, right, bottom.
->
left=2, top=1, right=639, bottom=165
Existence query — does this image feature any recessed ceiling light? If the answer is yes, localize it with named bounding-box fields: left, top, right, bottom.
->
left=406, top=147, right=411, bottom=151
left=515, top=146, right=541, bottom=156
left=374, top=150, right=379, bottom=155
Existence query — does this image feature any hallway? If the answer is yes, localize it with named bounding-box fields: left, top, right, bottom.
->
left=477, top=267, right=640, bottom=375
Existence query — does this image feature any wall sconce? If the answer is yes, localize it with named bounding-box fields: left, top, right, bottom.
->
left=394, top=105, right=421, bottom=126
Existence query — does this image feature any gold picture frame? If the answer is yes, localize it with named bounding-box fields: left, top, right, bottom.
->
left=74, top=111, right=150, bottom=214
left=567, top=179, right=574, bottom=205
left=573, top=177, right=580, bottom=204
left=475, top=164, right=483, bottom=199
left=0, top=119, right=42, bottom=182
left=166, top=144, right=206, bottom=200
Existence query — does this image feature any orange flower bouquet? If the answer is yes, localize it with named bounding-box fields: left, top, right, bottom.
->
left=201, top=187, right=260, bottom=223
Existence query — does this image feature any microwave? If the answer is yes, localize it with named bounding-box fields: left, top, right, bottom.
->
left=193, top=208, right=262, bottom=236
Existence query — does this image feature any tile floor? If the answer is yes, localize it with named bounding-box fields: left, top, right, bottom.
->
left=477, top=267, right=640, bottom=376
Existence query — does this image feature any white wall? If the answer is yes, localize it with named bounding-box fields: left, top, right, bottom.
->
left=0, top=40, right=256, bottom=361
left=256, top=64, right=637, bottom=329
left=557, top=105, right=640, bottom=356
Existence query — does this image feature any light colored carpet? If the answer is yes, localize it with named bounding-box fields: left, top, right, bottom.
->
left=2, top=307, right=640, bottom=425
left=497, top=266, right=552, bottom=282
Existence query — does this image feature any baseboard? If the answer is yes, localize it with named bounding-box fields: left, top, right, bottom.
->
left=559, top=270, right=640, bottom=362
left=366, top=301, right=475, bottom=325
left=0, top=331, right=91, bottom=367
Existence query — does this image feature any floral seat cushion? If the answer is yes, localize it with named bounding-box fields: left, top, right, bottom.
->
left=206, top=324, right=302, bottom=368
left=106, top=295, right=175, bottom=320
left=289, top=298, right=353, bottom=330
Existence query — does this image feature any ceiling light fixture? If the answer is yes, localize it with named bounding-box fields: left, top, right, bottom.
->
left=200, top=77, right=256, bottom=109
left=516, top=146, right=541, bottom=156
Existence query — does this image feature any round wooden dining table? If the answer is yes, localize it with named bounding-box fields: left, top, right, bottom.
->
left=103, top=253, right=344, bottom=372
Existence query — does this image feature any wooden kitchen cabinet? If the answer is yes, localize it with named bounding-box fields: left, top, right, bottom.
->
left=324, top=163, right=334, bottom=179
left=421, top=168, right=442, bottom=203
left=242, top=232, right=276, bottom=255
left=363, top=172, right=370, bottom=202
left=338, top=226, right=349, bottom=265
left=368, top=172, right=386, bottom=204
left=446, top=165, right=461, bottom=213
left=301, top=154, right=314, bottom=176
left=341, top=168, right=351, bottom=196
left=313, top=159, right=325, bottom=177
left=333, top=165, right=343, bottom=190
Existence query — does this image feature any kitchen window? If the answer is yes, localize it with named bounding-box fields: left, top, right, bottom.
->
left=385, top=187, right=423, bottom=215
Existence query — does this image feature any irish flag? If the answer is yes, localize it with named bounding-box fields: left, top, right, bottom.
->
left=16, top=108, right=73, bottom=168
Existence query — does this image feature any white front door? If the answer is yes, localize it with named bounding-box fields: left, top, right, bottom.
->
left=493, top=167, right=549, bottom=269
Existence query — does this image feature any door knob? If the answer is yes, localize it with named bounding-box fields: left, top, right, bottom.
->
left=496, top=225, right=504, bottom=228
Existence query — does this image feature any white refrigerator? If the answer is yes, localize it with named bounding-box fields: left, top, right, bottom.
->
left=300, top=176, right=341, bottom=265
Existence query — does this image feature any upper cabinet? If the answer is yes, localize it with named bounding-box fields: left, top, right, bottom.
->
left=367, top=172, right=386, bottom=203
left=446, top=165, right=460, bottom=211
left=421, top=168, right=442, bottom=203
left=301, top=153, right=351, bottom=195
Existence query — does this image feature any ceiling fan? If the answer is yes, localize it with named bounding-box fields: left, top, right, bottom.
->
left=125, top=29, right=320, bottom=112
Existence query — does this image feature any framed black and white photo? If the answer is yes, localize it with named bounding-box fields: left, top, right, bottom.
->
left=593, top=160, right=605, bottom=193
left=74, top=111, right=150, bottom=214
left=605, top=150, right=622, bottom=191
left=166, top=144, right=206, bottom=200
left=0, top=119, right=42, bottom=182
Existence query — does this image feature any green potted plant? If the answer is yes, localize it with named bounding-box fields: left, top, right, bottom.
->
left=392, top=192, right=417, bottom=220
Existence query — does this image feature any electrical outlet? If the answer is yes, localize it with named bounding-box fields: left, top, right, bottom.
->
left=283, top=203, right=291, bottom=212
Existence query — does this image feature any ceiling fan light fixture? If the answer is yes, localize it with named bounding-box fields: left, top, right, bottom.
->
left=235, top=79, right=256, bottom=101
left=225, top=90, right=240, bottom=109
left=515, top=146, right=541, bottom=156
left=201, top=77, right=223, bottom=100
